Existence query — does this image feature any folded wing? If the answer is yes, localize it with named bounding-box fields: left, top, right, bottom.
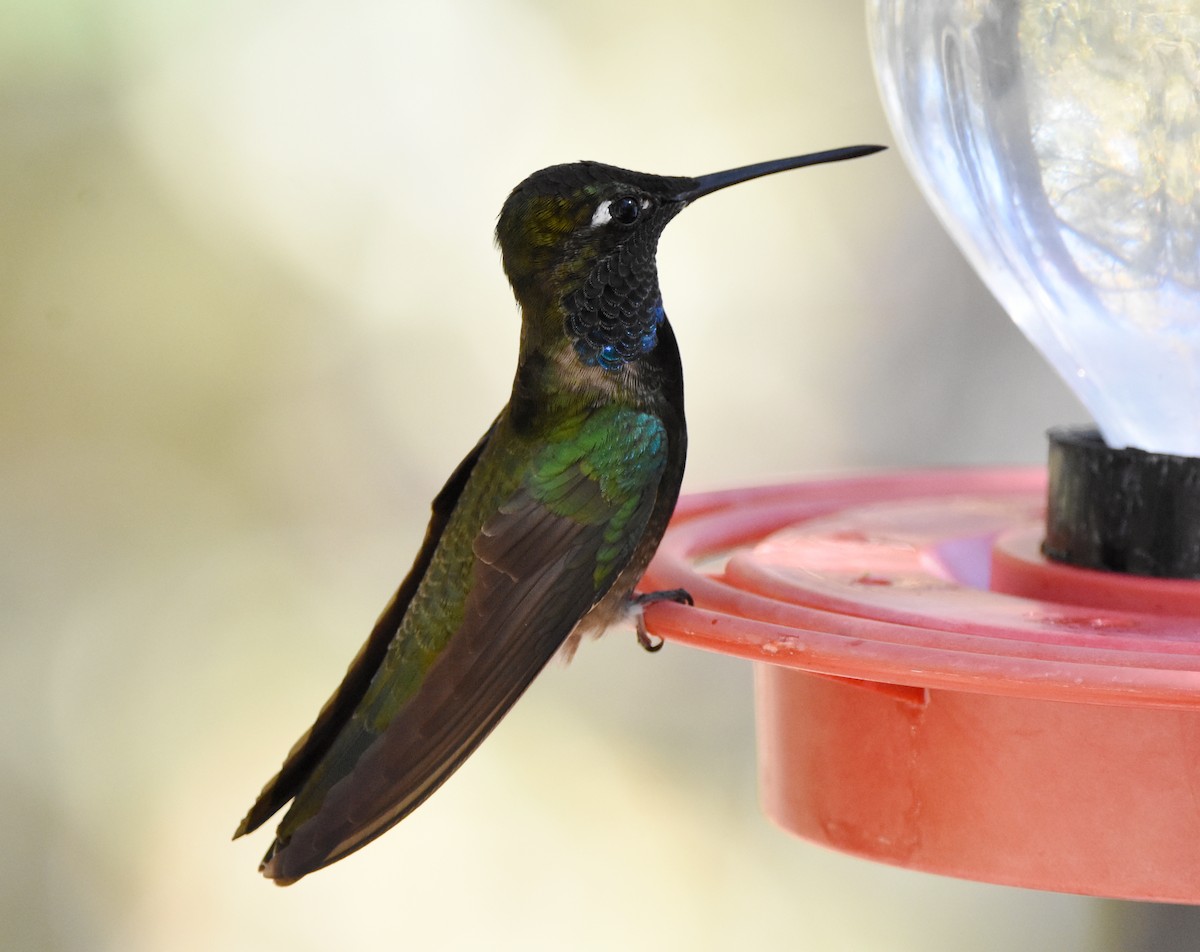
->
left=248, top=407, right=669, bottom=883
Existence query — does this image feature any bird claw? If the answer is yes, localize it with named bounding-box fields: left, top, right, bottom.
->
left=636, top=619, right=664, bottom=653
left=632, top=588, right=694, bottom=653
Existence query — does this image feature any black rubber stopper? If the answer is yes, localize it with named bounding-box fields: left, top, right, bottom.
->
left=1044, top=426, right=1200, bottom=578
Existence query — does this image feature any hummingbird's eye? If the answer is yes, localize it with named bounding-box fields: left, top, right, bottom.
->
left=589, top=195, right=649, bottom=228
left=611, top=196, right=641, bottom=225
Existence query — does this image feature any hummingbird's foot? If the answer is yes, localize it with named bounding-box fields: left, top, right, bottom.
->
left=631, top=588, right=694, bottom=653
left=633, top=587, right=694, bottom=609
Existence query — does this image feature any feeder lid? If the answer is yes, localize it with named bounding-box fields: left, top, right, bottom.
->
left=641, top=468, right=1200, bottom=707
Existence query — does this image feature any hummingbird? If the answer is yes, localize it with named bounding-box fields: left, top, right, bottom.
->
left=235, top=144, right=884, bottom=884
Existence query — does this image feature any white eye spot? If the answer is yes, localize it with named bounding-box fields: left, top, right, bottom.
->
left=590, top=200, right=613, bottom=227
left=640, top=199, right=650, bottom=210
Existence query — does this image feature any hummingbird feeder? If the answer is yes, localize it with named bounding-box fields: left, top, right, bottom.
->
left=641, top=1, right=1200, bottom=903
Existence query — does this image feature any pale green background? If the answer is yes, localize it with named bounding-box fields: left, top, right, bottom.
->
left=3, top=0, right=1185, bottom=949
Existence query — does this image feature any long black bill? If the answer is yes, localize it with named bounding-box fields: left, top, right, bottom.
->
left=676, top=145, right=886, bottom=203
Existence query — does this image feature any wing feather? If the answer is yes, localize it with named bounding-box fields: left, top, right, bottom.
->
left=256, top=408, right=669, bottom=883
left=234, top=422, right=496, bottom=839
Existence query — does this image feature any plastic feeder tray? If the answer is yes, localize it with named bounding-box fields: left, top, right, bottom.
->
left=639, top=469, right=1200, bottom=903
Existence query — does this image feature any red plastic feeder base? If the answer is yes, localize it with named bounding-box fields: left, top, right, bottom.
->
left=639, top=469, right=1200, bottom=903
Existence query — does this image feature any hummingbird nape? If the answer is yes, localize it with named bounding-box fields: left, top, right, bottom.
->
left=235, top=144, right=885, bottom=883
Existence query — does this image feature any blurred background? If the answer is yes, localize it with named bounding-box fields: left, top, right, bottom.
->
left=5, top=0, right=1188, bottom=949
